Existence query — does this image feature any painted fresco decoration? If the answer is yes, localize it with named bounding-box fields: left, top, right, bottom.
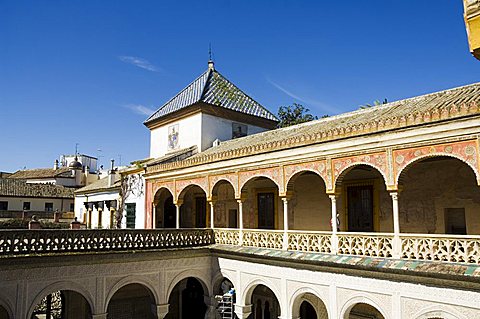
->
left=176, top=177, right=209, bottom=199
left=284, top=160, right=329, bottom=191
left=239, top=167, right=283, bottom=193
left=168, top=124, right=179, bottom=150
left=210, top=174, right=239, bottom=198
left=332, top=152, right=388, bottom=188
left=393, top=140, right=479, bottom=185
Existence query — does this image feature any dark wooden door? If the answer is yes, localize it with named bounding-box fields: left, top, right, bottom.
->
left=258, top=192, right=275, bottom=229
left=195, top=197, right=207, bottom=228
left=347, top=185, right=374, bottom=232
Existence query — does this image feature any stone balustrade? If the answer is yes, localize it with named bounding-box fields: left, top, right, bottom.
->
left=0, top=229, right=214, bottom=256
left=213, top=229, right=480, bottom=265
left=1, top=228, right=479, bottom=265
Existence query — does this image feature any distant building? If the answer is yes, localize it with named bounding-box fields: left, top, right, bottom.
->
left=0, top=178, right=74, bottom=220
left=74, top=159, right=147, bottom=229
left=8, top=155, right=99, bottom=188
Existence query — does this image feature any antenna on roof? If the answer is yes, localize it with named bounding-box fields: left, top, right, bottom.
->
left=208, top=43, right=215, bottom=70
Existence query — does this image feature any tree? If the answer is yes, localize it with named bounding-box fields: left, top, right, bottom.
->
left=116, top=173, right=144, bottom=228
left=359, top=98, right=388, bottom=109
left=277, top=103, right=318, bottom=128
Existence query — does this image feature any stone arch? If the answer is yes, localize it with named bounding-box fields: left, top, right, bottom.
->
left=166, top=269, right=210, bottom=302
left=177, top=183, right=208, bottom=202
left=27, top=281, right=94, bottom=318
left=154, top=186, right=174, bottom=203
left=212, top=271, right=237, bottom=296
left=105, top=276, right=159, bottom=312
left=340, top=294, right=387, bottom=319
left=334, top=162, right=388, bottom=191
left=396, top=153, right=480, bottom=186
left=240, top=175, right=282, bottom=194
left=210, top=177, right=239, bottom=199
left=413, top=304, right=468, bottom=319
left=290, top=287, right=330, bottom=319
left=286, top=169, right=328, bottom=193
left=242, top=278, right=282, bottom=314
left=0, top=296, right=13, bottom=319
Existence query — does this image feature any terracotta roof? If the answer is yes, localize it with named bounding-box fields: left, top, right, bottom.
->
left=8, top=167, right=72, bottom=179
left=147, top=82, right=480, bottom=174
left=75, top=175, right=121, bottom=194
left=144, top=64, right=278, bottom=125
left=0, top=179, right=74, bottom=198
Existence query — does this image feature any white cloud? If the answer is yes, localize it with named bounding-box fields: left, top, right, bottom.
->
left=118, top=56, right=161, bottom=72
left=266, top=77, right=337, bottom=114
left=124, top=104, right=156, bottom=116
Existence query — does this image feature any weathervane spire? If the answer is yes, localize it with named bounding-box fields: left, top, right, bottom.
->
left=208, top=43, right=214, bottom=70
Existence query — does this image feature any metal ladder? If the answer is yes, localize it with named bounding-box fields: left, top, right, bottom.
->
left=216, top=292, right=234, bottom=319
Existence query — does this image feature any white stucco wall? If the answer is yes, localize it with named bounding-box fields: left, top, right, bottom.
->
left=124, top=174, right=146, bottom=229
left=74, top=192, right=119, bottom=229
left=149, top=113, right=203, bottom=158
left=201, top=113, right=268, bottom=152
left=149, top=112, right=270, bottom=159
left=0, top=196, right=73, bottom=212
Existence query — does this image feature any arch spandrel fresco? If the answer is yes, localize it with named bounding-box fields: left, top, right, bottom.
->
left=175, top=177, right=209, bottom=199
left=284, top=160, right=329, bottom=191
left=238, top=167, right=283, bottom=193
left=332, top=152, right=388, bottom=189
left=209, top=173, right=239, bottom=198
left=393, top=140, right=480, bottom=185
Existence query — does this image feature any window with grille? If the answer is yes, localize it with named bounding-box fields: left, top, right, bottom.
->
left=126, top=203, right=136, bottom=229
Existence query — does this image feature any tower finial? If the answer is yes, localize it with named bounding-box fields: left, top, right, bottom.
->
left=208, top=43, right=214, bottom=70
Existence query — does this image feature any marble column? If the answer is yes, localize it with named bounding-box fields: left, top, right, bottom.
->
left=329, top=195, right=338, bottom=254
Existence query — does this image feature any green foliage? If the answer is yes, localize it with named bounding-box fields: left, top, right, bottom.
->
left=359, top=98, right=388, bottom=109
left=277, top=103, right=318, bottom=128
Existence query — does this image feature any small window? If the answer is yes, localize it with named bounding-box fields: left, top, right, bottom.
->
left=232, top=122, right=247, bottom=139
left=445, top=208, right=466, bottom=235
left=45, top=203, right=54, bottom=212
left=126, top=203, right=136, bottom=229
left=23, top=202, right=31, bottom=210
left=0, top=201, right=8, bottom=211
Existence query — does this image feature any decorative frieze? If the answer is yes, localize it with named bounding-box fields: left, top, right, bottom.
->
left=393, top=140, right=479, bottom=185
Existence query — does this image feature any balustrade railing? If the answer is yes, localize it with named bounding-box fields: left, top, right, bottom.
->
left=401, top=233, right=480, bottom=264
left=337, top=232, right=394, bottom=258
left=213, top=228, right=240, bottom=246
left=0, top=229, right=214, bottom=256
left=242, top=229, right=284, bottom=249
left=287, top=230, right=332, bottom=253
left=2, top=228, right=479, bottom=265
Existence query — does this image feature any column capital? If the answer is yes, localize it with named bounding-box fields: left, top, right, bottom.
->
left=174, top=199, right=183, bottom=206
left=156, top=304, right=169, bottom=319
left=234, top=304, right=252, bottom=319
left=389, top=191, right=399, bottom=200
left=92, top=314, right=108, bottom=319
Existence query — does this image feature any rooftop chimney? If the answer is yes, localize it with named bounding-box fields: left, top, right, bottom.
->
left=108, top=159, right=115, bottom=187
left=54, top=159, right=59, bottom=170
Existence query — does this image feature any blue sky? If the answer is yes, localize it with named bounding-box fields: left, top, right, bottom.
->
left=1, top=1, right=479, bottom=172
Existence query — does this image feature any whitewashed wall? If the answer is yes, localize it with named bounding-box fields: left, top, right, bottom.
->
left=201, top=113, right=267, bottom=151
left=149, top=113, right=202, bottom=158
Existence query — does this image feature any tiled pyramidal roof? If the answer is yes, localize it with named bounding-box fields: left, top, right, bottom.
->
left=144, top=65, right=278, bottom=125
